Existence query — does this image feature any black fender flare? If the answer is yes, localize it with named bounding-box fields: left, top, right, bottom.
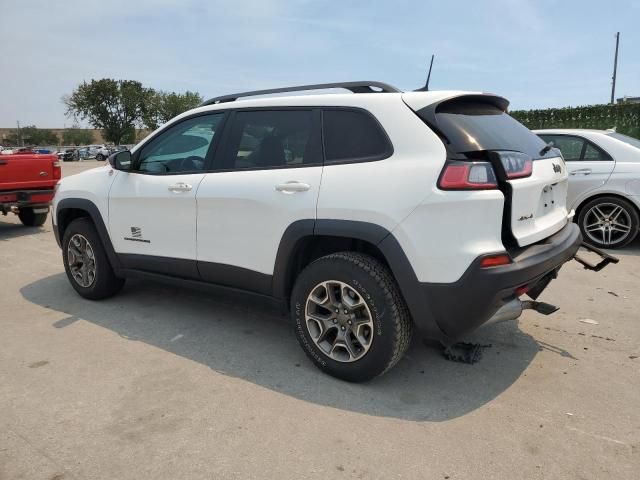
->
left=55, top=198, right=123, bottom=274
left=272, top=219, right=446, bottom=341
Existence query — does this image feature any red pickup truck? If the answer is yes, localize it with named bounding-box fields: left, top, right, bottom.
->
left=0, top=150, right=61, bottom=226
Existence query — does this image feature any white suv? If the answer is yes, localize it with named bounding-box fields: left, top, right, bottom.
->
left=53, top=81, right=587, bottom=382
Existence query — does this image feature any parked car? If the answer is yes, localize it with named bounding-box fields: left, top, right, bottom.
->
left=53, top=81, right=611, bottom=382
left=95, top=145, right=111, bottom=161
left=1, top=149, right=61, bottom=226
left=58, top=149, right=77, bottom=162
left=535, top=129, right=640, bottom=248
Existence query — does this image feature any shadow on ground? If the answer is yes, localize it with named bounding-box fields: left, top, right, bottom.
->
left=21, top=273, right=548, bottom=422
left=0, top=219, right=47, bottom=241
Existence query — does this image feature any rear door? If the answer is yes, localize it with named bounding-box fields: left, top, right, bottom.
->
left=196, top=109, right=323, bottom=293
left=403, top=92, right=570, bottom=247
left=537, top=134, right=615, bottom=210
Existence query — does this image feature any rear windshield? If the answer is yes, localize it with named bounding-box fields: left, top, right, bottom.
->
left=419, top=99, right=554, bottom=159
left=607, top=132, right=640, bottom=150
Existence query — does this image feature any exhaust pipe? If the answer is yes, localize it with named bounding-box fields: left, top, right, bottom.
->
left=486, top=298, right=559, bottom=326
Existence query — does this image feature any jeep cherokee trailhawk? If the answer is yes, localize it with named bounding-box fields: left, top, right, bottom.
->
left=53, top=81, right=608, bottom=382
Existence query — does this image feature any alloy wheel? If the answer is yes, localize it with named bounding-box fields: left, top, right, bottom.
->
left=67, top=233, right=97, bottom=287
left=583, top=202, right=633, bottom=247
left=305, top=280, right=374, bottom=362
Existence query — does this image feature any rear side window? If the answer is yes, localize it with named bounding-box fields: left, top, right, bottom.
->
left=419, top=98, right=552, bottom=159
left=221, top=110, right=321, bottom=170
left=539, top=135, right=584, bottom=160
left=323, top=109, right=392, bottom=163
left=538, top=134, right=612, bottom=161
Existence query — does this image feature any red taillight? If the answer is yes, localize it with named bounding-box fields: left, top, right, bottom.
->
left=498, top=151, right=533, bottom=179
left=53, top=160, right=61, bottom=180
left=480, top=254, right=512, bottom=268
left=438, top=161, right=498, bottom=190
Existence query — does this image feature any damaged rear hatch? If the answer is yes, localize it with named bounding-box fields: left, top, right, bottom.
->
left=403, top=92, right=569, bottom=248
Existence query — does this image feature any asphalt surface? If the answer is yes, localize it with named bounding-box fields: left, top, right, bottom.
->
left=1, top=160, right=639, bottom=479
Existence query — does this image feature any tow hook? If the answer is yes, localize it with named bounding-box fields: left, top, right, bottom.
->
left=573, top=242, right=619, bottom=272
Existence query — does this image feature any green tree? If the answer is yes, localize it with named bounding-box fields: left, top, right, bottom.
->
left=142, top=90, right=203, bottom=130
left=18, top=125, right=59, bottom=146
left=63, top=79, right=151, bottom=145
left=62, top=128, right=96, bottom=146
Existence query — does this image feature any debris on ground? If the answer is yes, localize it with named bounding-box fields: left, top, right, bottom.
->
left=442, top=342, right=491, bottom=364
left=607, top=291, right=619, bottom=297
left=579, top=318, right=599, bottom=325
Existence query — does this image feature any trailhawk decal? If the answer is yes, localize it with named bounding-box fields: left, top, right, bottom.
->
left=124, top=226, right=151, bottom=243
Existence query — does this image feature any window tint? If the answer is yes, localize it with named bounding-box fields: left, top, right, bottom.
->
left=323, top=109, right=392, bottom=162
left=138, top=114, right=224, bottom=173
left=583, top=143, right=611, bottom=160
left=420, top=99, right=552, bottom=159
left=223, top=110, right=319, bottom=170
left=539, top=135, right=584, bottom=161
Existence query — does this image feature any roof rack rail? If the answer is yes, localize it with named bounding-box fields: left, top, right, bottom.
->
left=200, top=81, right=401, bottom=106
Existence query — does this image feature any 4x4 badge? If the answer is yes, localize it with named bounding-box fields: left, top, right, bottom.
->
left=552, top=163, right=562, bottom=173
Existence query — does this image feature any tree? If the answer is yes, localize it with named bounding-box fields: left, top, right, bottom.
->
left=63, top=79, right=150, bottom=145
left=20, top=125, right=59, bottom=146
left=62, top=128, right=96, bottom=146
left=142, top=90, right=203, bottom=130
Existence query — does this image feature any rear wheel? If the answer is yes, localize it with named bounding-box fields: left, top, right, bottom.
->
left=291, top=252, right=412, bottom=382
left=578, top=196, right=639, bottom=249
left=18, top=207, right=48, bottom=227
left=96, top=153, right=105, bottom=161
left=62, top=218, right=125, bottom=299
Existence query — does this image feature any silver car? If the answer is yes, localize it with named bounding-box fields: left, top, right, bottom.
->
left=535, top=129, right=640, bottom=248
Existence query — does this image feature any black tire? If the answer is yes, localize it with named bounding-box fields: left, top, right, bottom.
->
left=62, top=218, right=125, bottom=300
left=96, top=154, right=105, bottom=161
left=577, top=196, right=639, bottom=249
left=18, top=207, right=48, bottom=227
left=291, top=252, right=412, bottom=382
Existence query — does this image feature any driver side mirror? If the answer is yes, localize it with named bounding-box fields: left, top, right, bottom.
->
left=108, top=150, right=132, bottom=171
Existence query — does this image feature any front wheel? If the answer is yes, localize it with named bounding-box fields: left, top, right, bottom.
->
left=62, top=218, right=125, bottom=299
left=18, top=207, right=48, bottom=227
left=291, top=252, right=413, bottom=382
left=578, top=196, right=639, bottom=249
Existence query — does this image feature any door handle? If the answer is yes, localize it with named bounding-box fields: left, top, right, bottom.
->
left=570, top=168, right=592, bottom=176
left=168, top=182, right=193, bottom=193
left=275, top=181, right=311, bottom=193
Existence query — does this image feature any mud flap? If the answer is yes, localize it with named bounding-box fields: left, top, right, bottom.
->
left=573, top=242, right=619, bottom=272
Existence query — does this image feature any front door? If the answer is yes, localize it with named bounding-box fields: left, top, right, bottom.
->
left=195, top=109, right=323, bottom=293
left=108, top=113, right=226, bottom=278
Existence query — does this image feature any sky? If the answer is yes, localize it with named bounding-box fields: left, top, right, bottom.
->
left=1, top=0, right=638, bottom=127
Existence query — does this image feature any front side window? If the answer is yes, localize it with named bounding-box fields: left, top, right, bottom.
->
left=137, top=113, right=224, bottom=173
left=538, top=135, right=585, bottom=161
left=221, top=110, right=320, bottom=170
left=323, top=109, right=392, bottom=163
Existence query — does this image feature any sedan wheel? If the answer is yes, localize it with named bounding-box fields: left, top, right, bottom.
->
left=579, top=197, right=639, bottom=248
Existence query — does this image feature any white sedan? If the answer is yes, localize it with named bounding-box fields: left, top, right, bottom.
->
left=535, top=129, right=640, bottom=248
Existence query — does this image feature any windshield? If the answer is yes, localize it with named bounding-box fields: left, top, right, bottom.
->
left=607, top=132, right=640, bottom=150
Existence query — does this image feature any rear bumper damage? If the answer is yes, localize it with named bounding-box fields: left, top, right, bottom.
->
left=417, top=222, right=584, bottom=342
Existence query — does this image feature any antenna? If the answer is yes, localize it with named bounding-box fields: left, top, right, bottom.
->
left=415, top=54, right=435, bottom=92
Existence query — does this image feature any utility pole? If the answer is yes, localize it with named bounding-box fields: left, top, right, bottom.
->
left=610, top=32, right=620, bottom=104
left=16, top=120, right=22, bottom=147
